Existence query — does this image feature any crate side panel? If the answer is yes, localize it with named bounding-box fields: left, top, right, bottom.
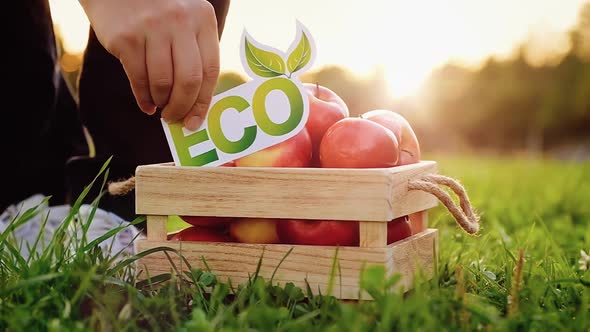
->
left=389, top=228, right=438, bottom=290
left=137, top=265, right=367, bottom=300
left=135, top=166, right=394, bottom=221
left=388, top=161, right=439, bottom=219
left=136, top=240, right=390, bottom=299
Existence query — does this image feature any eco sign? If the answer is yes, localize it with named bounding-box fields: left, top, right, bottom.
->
left=162, top=22, right=316, bottom=167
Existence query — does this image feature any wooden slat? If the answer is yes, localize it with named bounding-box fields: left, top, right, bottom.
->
left=390, top=228, right=438, bottom=291
left=389, top=163, right=439, bottom=219
left=135, top=229, right=437, bottom=300
left=359, top=222, right=388, bottom=247
left=135, top=161, right=438, bottom=221
left=146, top=215, right=167, bottom=241
left=136, top=266, right=367, bottom=299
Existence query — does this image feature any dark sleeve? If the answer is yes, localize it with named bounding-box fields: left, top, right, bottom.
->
left=1, top=0, right=88, bottom=210
left=210, top=0, right=231, bottom=37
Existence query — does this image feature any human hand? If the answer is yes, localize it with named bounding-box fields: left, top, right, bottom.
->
left=80, top=0, right=221, bottom=130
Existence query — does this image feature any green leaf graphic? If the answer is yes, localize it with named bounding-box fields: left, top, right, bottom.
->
left=245, top=37, right=285, bottom=77
left=287, top=32, right=312, bottom=74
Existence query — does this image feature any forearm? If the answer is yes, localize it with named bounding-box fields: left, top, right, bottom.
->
left=79, top=0, right=231, bottom=38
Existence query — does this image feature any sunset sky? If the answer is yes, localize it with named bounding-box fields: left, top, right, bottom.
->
left=49, top=0, right=586, bottom=97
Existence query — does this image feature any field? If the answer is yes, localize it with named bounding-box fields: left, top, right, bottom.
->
left=1, top=156, right=589, bottom=331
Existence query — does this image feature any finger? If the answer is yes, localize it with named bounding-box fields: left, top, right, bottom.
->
left=193, top=23, right=220, bottom=118
left=119, top=41, right=156, bottom=115
left=183, top=103, right=205, bottom=131
left=146, top=32, right=174, bottom=108
left=182, top=15, right=220, bottom=131
left=161, top=30, right=202, bottom=124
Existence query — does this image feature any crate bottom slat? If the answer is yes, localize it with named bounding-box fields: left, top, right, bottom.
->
left=135, top=229, right=438, bottom=300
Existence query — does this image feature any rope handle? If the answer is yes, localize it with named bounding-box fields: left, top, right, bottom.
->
left=408, top=174, right=480, bottom=235
left=108, top=177, right=136, bottom=196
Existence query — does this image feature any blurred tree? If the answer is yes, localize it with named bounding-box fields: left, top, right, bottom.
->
left=413, top=2, right=590, bottom=156
left=571, top=2, right=590, bottom=60
left=301, top=66, right=391, bottom=117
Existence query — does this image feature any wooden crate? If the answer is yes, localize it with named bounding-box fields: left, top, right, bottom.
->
left=134, top=161, right=439, bottom=300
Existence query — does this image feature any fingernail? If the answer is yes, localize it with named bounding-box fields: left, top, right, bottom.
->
left=186, top=116, right=202, bottom=131
left=143, top=105, right=157, bottom=115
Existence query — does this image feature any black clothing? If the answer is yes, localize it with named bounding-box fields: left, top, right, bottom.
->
left=1, top=0, right=230, bottom=223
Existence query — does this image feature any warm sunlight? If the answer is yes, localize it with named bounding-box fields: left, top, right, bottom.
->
left=49, top=0, right=585, bottom=98
left=49, top=0, right=89, bottom=54
left=378, top=1, right=470, bottom=97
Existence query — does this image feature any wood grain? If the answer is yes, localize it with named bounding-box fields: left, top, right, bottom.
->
left=359, top=222, right=388, bottom=247
left=135, top=229, right=437, bottom=300
left=147, top=215, right=167, bottom=241
left=391, top=228, right=438, bottom=291
left=135, top=161, right=438, bottom=221
left=388, top=163, right=439, bottom=219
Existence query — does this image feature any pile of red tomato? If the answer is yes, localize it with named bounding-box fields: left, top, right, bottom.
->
left=171, top=83, right=423, bottom=246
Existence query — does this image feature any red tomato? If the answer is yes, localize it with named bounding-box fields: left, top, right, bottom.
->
left=220, top=160, right=236, bottom=167
left=180, top=216, right=234, bottom=229
left=277, top=219, right=359, bottom=246
left=387, top=216, right=412, bottom=244
left=235, top=127, right=313, bottom=167
left=169, top=226, right=232, bottom=242
left=408, top=212, right=426, bottom=234
left=229, top=218, right=280, bottom=244
left=303, top=83, right=349, bottom=166
left=319, top=118, right=399, bottom=168
left=361, top=110, right=420, bottom=166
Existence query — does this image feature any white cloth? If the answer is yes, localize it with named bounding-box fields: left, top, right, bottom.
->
left=0, top=194, right=140, bottom=261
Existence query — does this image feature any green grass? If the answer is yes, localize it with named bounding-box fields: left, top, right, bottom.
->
left=1, top=156, right=589, bottom=331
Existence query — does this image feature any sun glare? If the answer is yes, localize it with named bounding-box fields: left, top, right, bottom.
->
left=49, top=0, right=89, bottom=54
left=376, top=1, right=478, bottom=97
left=385, top=65, right=431, bottom=98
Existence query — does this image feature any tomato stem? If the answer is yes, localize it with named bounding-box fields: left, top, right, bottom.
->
left=315, top=81, right=320, bottom=98
left=401, top=148, right=414, bottom=157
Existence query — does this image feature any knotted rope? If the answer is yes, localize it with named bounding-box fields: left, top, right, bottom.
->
left=408, top=174, right=480, bottom=234
left=108, top=177, right=136, bottom=196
